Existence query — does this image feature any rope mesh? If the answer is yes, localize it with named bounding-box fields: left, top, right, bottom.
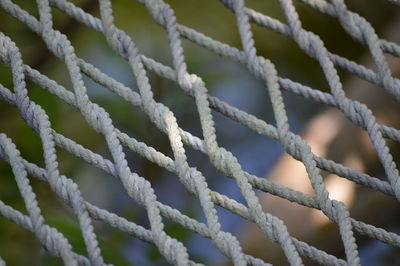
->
left=0, top=0, right=399, bottom=265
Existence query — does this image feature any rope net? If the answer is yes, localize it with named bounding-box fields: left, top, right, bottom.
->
left=0, top=0, right=399, bottom=265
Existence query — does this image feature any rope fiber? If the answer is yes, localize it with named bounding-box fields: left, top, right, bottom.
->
left=0, top=0, right=399, bottom=265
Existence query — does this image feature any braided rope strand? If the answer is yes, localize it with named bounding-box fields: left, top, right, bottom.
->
left=0, top=0, right=399, bottom=265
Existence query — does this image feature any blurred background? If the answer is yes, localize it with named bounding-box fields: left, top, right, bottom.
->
left=0, top=0, right=400, bottom=265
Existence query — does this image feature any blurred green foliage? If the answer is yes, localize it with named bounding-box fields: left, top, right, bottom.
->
left=0, top=0, right=398, bottom=265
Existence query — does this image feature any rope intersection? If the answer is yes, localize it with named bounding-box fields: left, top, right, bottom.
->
left=0, top=0, right=399, bottom=265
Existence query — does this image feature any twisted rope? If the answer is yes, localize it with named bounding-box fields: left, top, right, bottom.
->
left=0, top=0, right=399, bottom=265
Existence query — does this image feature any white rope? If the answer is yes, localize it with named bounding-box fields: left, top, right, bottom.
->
left=0, top=0, right=399, bottom=265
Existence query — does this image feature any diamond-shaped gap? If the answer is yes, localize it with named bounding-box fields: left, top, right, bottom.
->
left=301, top=220, right=347, bottom=265
left=359, top=239, right=400, bottom=266
left=182, top=134, right=249, bottom=206
left=118, top=127, right=252, bottom=264
left=0, top=191, right=40, bottom=266
left=319, top=110, right=400, bottom=203
left=26, top=79, right=61, bottom=130
left=119, top=142, right=177, bottom=229
left=27, top=52, right=114, bottom=162
left=0, top=161, right=29, bottom=216
left=119, top=135, right=231, bottom=265
left=373, top=10, right=400, bottom=46
left=2, top=8, right=76, bottom=78
left=31, top=43, right=76, bottom=96
left=122, top=237, right=158, bottom=265
left=181, top=134, right=271, bottom=264
left=51, top=0, right=99, bottom=40
left=306, top=211, right=354, bottom=263
left=80, top=61, right=145, bottom=137
left=184, top=103, right=286, bottom=242
left=65, top=26, right=176, bottom=161
left=317, top=165, right=400, bottom=237
left=292, top=0, right=368, bottom=63
left=333, top=57, right=362, bottom=93
left=1, top=156, right=73, bottom=264
left=384, top=53, right=400, bottom=83
left=181, top=35, right=275, bottom=121
left=337, top=64, right=400, bottom=124
left=56, top=138, right=162, bottom=263
left=0, top=101, right=45, bottom=167
left=53, top=143, right=178, bottom=265
left=351, top=182, right=400, bottom=258
left=209, top=102, right=284, bottom=178
left=106, top=0, right=174, bottom=68
left=181, top=38, right=281, bottom=135
left=212, top=205, right=273, bottom=265
left=262, top=107, right=400, bottom=262
left=185, top=217, right=227, bottom=264
left=245, top=0, right=287, bottom=21
left=74, top=28, right=138, bottom=100
left=243, top=188, right=348, bottom=265
left=0, top=61, right=13, bottom=93
left=349, top=150, right=400, bottom=263
left=180, top=39, right=236, bottom=90
left=54, top=131, right=110, bottom=188
left=175, top=2, right=330, bottom=129
left=146, top=70, right=203, bottom=139
left=0, top=2, right=46, bottom=69
left=211, top=191, right=293, bottom=266
left=281, top=88, right=324, bottom=135
left=44, top=87, right=111, bottom=163
left=0, top=221, right=39, bottom=265
left=346, top=0, right=398, bottom=35
left=389, top=140, right=400, bottom=174
left=118, top=143, right=225, bottom=264
left=183, top=199, right=228, bottom=264
left=152, top=170, right=194, bottom=215
left=3, top=150, right=93, bottom=264
left=332, top=54, right=384, bottom=100
left=322, top=165, right=400, bottom=220
left=56, top=141, right=145, bottom=231
left=292, top=0, right=400, bottom=108
left=241, top=0, right=369, bottom=99
left=235, top=207, right=297, bottom=265
left=163, top=209, right=213, bottom=264
left=123, top=237, right=175, bottom=265
left=52, top=0, right=137, bottom=95
left=30, top=2, right=99, bottom=78
left=115, top=99, right=175, bottom=158
left=36, top=178, right=90, bottom=260
left=8, top=0, right=39, bottom=18
left=335, top=63, right=400, bottom=178
left=319, top=107, right=394, bottom=180
left=260, top=150, right=325, bottom=262
left=166, top=0, right=240, bottom=49
left=248, top=13, right=333, bottom=98
left=120, top=137, right=201, bottom=218
left=238, top=0, right=304, bottom=69
left=96, top=221, right=139, bottom=265
left=50, top=1, right=104, bottom=87
left=178, top=31, right=238, bottom=86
